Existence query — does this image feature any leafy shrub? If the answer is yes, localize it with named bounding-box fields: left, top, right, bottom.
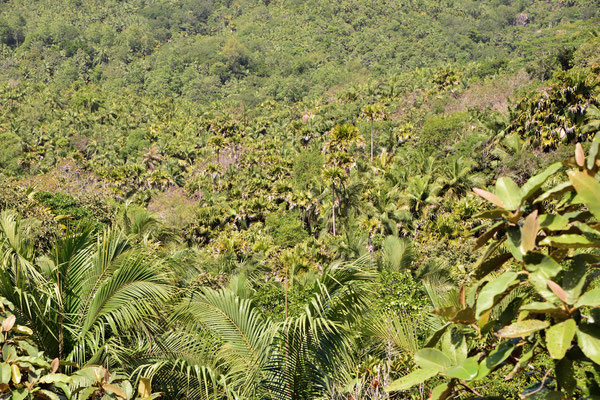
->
left=265, top=211, right=308, bottom=248
left=386, top=136, right=600, bottom=398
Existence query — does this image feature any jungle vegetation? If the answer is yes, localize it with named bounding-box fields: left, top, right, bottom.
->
left=0, top=0, right=600, bottom=399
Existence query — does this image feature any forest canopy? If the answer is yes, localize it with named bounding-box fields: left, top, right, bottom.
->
left=0, top=0, right=600, bottom=399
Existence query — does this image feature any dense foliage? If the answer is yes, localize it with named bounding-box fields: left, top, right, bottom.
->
left=0, top=0, right=600, bottom=399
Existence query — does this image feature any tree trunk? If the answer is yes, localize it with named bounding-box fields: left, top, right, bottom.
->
left=331, top=183, right=336, bottom=236
left=370, top=118, right=374, bottom=162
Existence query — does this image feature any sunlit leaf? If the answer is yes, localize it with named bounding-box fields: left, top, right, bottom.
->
left=497, top=320, right=549, bottom=338
left=546, top=319, right=576, bottom=359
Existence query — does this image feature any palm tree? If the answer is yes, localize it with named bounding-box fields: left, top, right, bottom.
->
left=322, top=124, right=364, bottom=236
left=142, top=147, right=163, bottom=171
left=322, top=166, right=345, bottom=236
left=0, top=211, right=172, bottom=367
left=361, top=104, right=386, bottom=162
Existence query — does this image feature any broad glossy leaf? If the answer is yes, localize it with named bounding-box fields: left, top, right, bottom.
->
left=576, top=324, right=600, bottom=364
left=523, top=253, right=561, bottom=279
left=496, top=177, right=522, bottom=210
left=1, top=316, right=15, bottom=332
left=497, top=320, right=549, bottom=338
left=385, top=368, right=438, bottom=392
left=476, top=271, right=518, bottom=318
left=39, top=373, right=72, bottom=384
left=534, top=182, right=572, bottom=204
left=546, top=280, right=567, bottom=303
left=575, top=143, right=585, bottom=167
left=76, top=386, right=97, bottom=400
left=0, top=363, right=10, bottom=385
left=430, top=382, right=453, bottom=400
left=476, top=341, right=514, bottom=380
left=473, top=187, right=505, bottom=208
left=104, top=383, right=127, bottom=399
left=540, top=234, right=600, bottom=248
left=520, top=210, right=539, bottom=253
left=556, top=357, right=576, bottom=395
left=568, top=170, right=600, bottom=219
left=444, top=357, right=478, bottom=380
left=11, top=389, right=28, bottom=400
left=433, top=306, right=475, bottom=324
left=13, top=326, right=32, bottom=336
left=474, top=253, right=512, bottom=280
left=538, top=214, right=568, bottom=231
left=575, top=288, right=600, bottom=308
left=414, top=348, right=451, bottom=372
left=546, top=319, right=576, bottom=359
left=424, top=323, right=450, bottom=348
left=473, top=221, right=505, bottom=251
left=521, top=162, right=562, bottom=202
left=50, top=358, right=59, bottom=374
left=38, top=390, right=62, bottom=400
left=506, top=226, right=524, bottom=261
left=529, top=273, right=560, bottom=304
left=563, top=256, right=587, bottom=304
left=11, top=363, right=21, bottom=384
left=441, top=329, right=467, bottom=365
left=521, top=302, right=566, bottom=317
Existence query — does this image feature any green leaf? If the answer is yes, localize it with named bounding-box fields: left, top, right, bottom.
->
left=538, top=214, right=568, bottom=231
left=521, top=302, right=566, bottom=317
left=563, top=256, right=587, bottom=304
left=39, top=373, right=72, bottom=384
left=534, top=181, right=572, bottom=204
left=523, top=253, right=561, bottom=279
left=555, top=358, right=576, bottom=396
left=541, top=234, right=600, bottom=248
left=76, top=386, right=98, bottom=400
left=587, top=133, right=600, bottom=170
left=37, top=389, right=61, bottom=400
left=520, top=163, right=562, bottom=201
left=568, top=170, right=600, bottom=219
left=385, top=368, right=438, bottom=392
left=441, top=329, right=467, bottom=365
left=444, top=357, right=478, bottom=381
left=496, top=177, right=522, bottom=211
left=506, top=226, right=524, bottom=261
left=474, top=253, right=512, bottom=280
left=430, top=382, right=453, bottom=400
left=546, top=319, right=576, bottom=359
left=0, top=363, right=10, bottom=385
left=476, top=271, right=518, bottom=318
left=575, top=288, right=600, bottom=308
left=11, top=389, right=29, bottom=400
left=476, top=341, right=515, bottom=380
left=414, top=348, right=452, bottom=372
left=11, top=363, right=21, bottom=384
left=424, top=323, right=450, bottom=348
left=497, top=320, right=549, bottom=338
left=577, top=324, right=600, bottom=364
